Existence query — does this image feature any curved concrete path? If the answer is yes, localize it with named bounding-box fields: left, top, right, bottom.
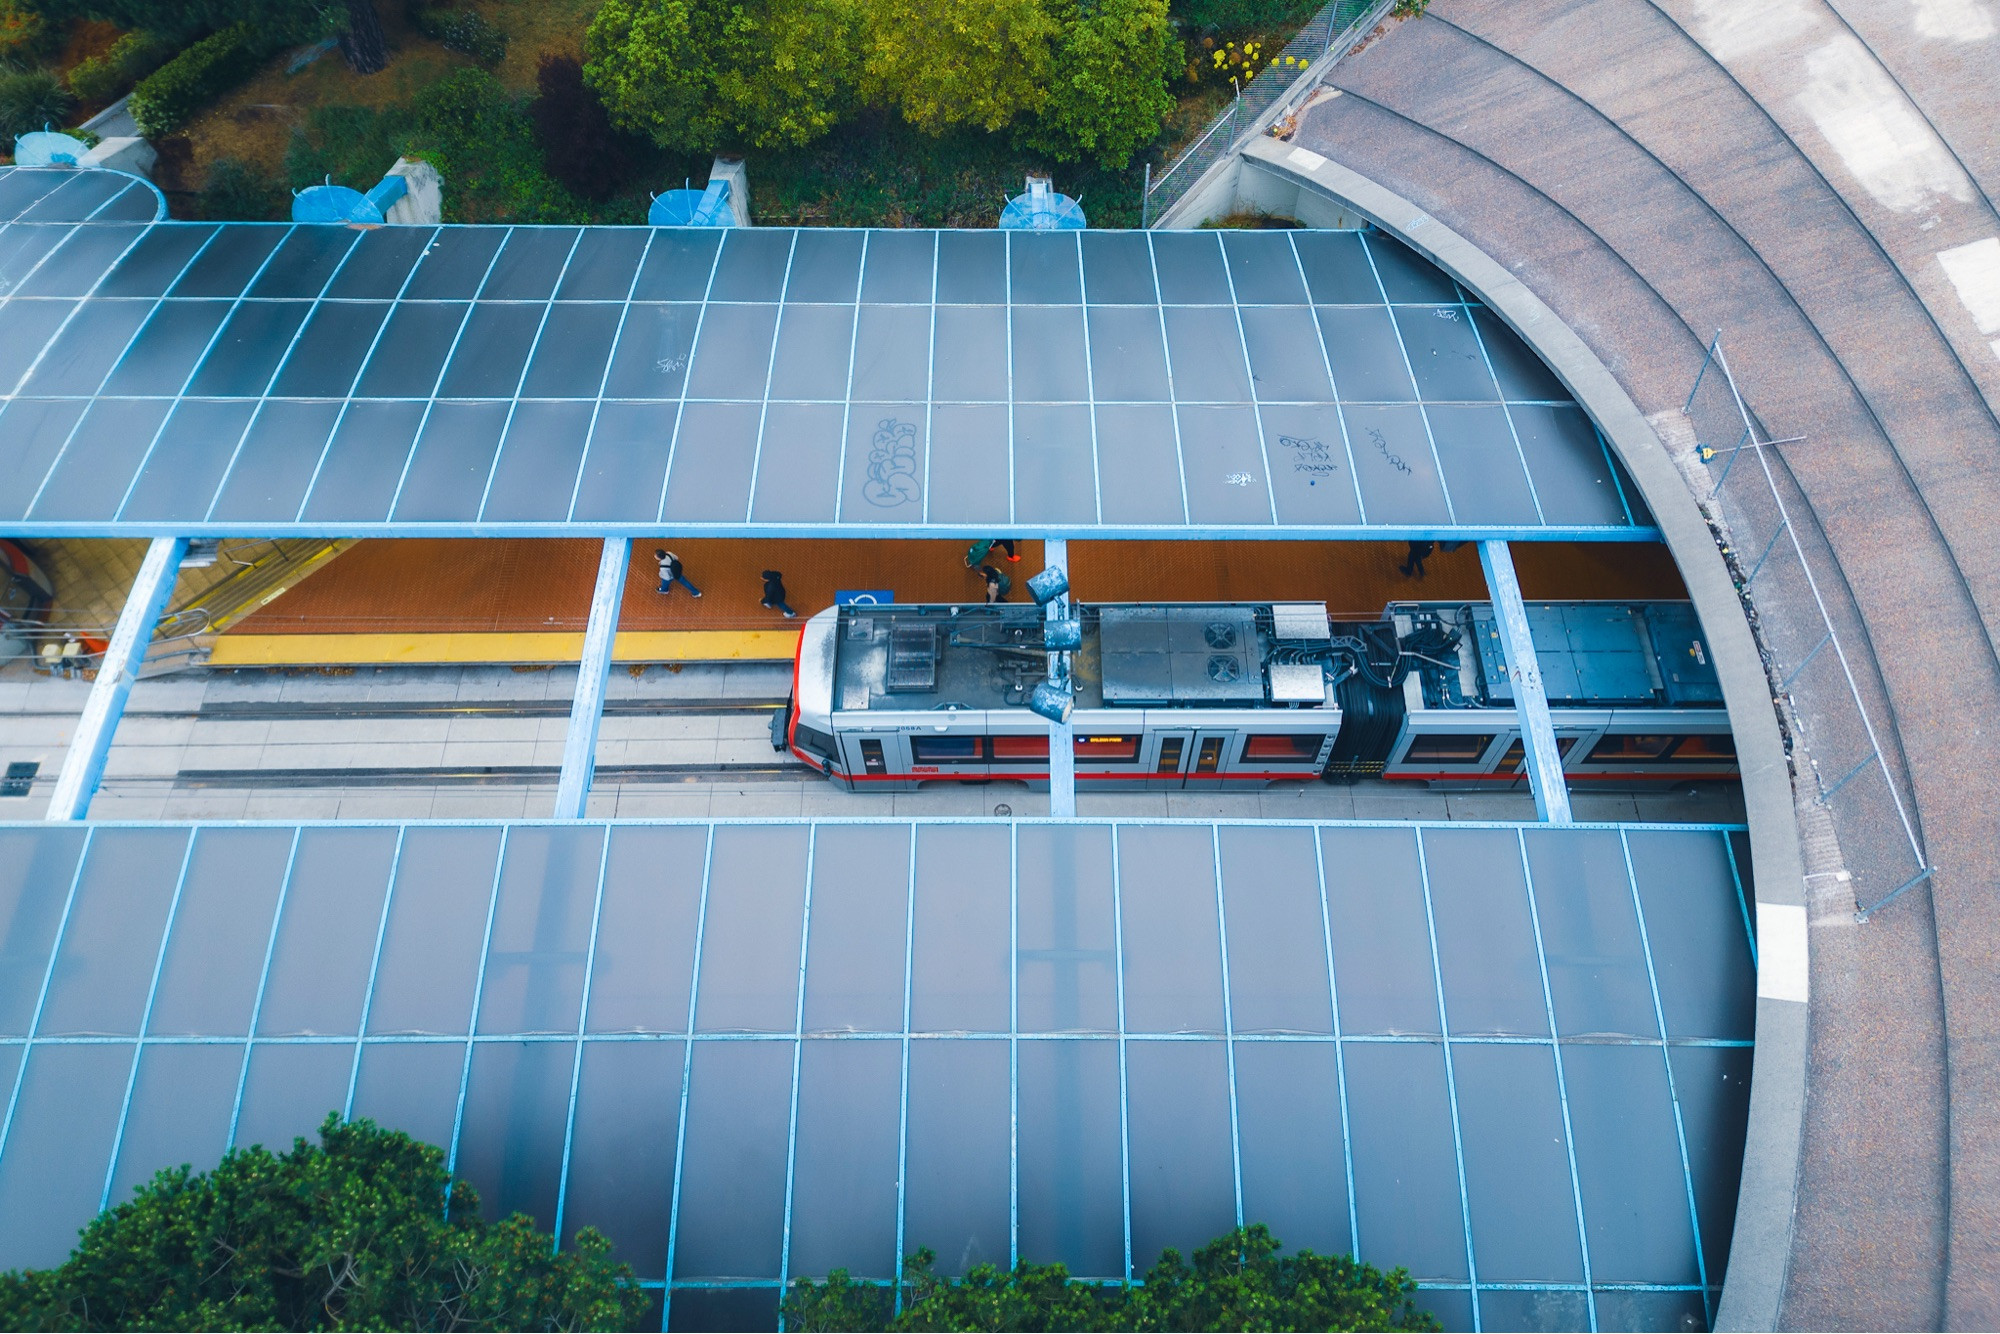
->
left=1278, top=2, right=2000, bottom=1326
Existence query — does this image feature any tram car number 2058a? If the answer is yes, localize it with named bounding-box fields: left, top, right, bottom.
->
left=776, top=600, right=1736, bottom=792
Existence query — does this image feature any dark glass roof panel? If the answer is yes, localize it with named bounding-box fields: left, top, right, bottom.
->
left=481, top=399, right=593, bottom=521
left=324, top=225, right=435, bottom=299
left=519, top=300, right=624, bottom=398
left=99, top=299, right=231, bottom=395
left=708, top=228, right=794, bottom=303
left=118, top=397, right=256, bottom=521
left=248, top=226, right=358, bottom=299
left=0, top=398, right=87, bottom=521
left=783, top=228, right=864, bottom=303
left=1221, top=230, right=1310, bottom=304
left=400, top=226, right=506, bottom=300
left=1080, top=230, right=1158, bottom=304
left=94, top=225, right=217, bottom=297
left=479, top=226, right=579, bottom=300
left=185, top=299, right=310, bottom=397
left=15, top=223, right=144, bottom=297
left=1008, top=230, right=1082, bottom=304
left=168, top=225, right=285, bottom=297
left=555, top=227, right=651, bottom=300
left=269, top=300, right=389, bottom=397
left=18, top=298, right=153, bottom=396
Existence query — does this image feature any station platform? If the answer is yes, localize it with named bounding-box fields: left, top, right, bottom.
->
left=209, top=537, right=1688, bottom=666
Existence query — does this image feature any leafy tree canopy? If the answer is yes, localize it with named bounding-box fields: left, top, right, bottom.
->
left=585, top=0, right=860, bottom=155
left=0, top=1114, right=645, bottom=1333
left=784, top=1224, right=1441, bottom=1332
left=856, top=0, right=1057, bottom=137
left=1021, top=0, right=1180, bottom=168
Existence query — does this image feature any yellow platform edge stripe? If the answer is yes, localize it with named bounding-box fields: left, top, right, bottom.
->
left=209, top=630, right=801, bottom=667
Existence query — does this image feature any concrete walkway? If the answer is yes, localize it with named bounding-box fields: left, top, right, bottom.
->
left=1287, top=1, right=2000, bottom=1325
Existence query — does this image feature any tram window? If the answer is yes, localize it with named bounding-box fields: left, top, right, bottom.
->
left=1156, top=737, right=1185, bottom=773
left=911, top=736, right=983, bottom=763
left=860, top=739, right=887, bottom=775
left=1075, top=735, right=1140, bottom=762
left=1195, top=737, right=1227, bottom=773
left=1582, top=733, right=1678, bottom=764
left=794, top=724, right=837, bottom=756
left=1499, top=735, right=1579, bottom=771
left=992, top=735, right=1049, bottom=761
left=1402, top=733, right=1496, bottom=764
left=1665, top=734, right=1736, bottom=763
left=1243, top=733, right=1327, bottom=761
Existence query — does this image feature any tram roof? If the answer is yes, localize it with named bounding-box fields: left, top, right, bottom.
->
left=0, top=817, right=1750, bottom=1325
left=0, top=166, right=1654, bottom=541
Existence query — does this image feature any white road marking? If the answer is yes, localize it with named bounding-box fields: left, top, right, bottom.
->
left=1910, top=0, right=1998, bottom=42
left=1757, top=902, right=1810, bottom=1003
left=1795, top=34, right=1975, bottom=213
left=1938, top=236, right=2000, bottom=337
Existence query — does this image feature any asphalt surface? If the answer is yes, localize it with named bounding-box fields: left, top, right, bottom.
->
left=1292, top=2, right=2000, bottom=1325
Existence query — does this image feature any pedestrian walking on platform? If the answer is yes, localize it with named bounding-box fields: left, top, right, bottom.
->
left=965, top=538, right=1021, bottom=568
left=1398, top=540, right=1435, bottom=579
left=655, top=549, right=702, bottom=598
left=761, top=570, right=798, bottom=618
left=982, top=565, right=1010, bottom=603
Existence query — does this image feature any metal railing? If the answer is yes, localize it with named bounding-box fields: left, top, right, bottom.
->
left=1142, top=0, right=1392, bottom=227
left=1683, top=333, right=1931, bottom=920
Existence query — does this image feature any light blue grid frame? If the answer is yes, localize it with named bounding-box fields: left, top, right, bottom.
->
left=0, top=223, right=1655, bottom=542
left=0, top=816, right=1752, bottom=1334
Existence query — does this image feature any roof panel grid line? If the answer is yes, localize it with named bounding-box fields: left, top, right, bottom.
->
left=0, top=817, right=1750, bottom=1331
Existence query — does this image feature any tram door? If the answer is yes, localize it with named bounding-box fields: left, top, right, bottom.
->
left=1155, top=730, right=1237, bottom=789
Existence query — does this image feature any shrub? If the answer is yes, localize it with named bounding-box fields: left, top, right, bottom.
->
left=407, top=67, right=583, bottom=221
left=410, top=0, right=508, bottom=65
left=530, top=52, right=631, bottom=201
left=0, top=1115, right=645, bottom=1332
left=0, top=0, right=51, bottom=63
left=199, top=155, right=283, bottom=219
left=0, top=69, right=74, bottom=142
left=65, top=29, right=172, bottom=105
left=127, top=22, right=262, bottom=137
left=284, top=101, right=413, bottom=192
left=783, top=1225, right=1441, bottom=1332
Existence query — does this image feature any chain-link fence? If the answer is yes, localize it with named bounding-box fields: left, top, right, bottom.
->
left=1142, top=0, right=1392, bottom=227
left=1682, top=335, right=1931, bottom=919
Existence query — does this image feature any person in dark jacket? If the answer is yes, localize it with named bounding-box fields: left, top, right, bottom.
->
left=981, top=565, right=1010, bottom=603
left=655, top=549, right=701, bottom=597
left=760, top=570, right=797, bottom=618
left=1398, top=540, right=1435, bottom=579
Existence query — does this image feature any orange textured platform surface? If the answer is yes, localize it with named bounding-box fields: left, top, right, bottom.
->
left=224, top=538, right=1687, bottom=642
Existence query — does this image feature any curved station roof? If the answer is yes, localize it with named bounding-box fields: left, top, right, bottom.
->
left=0, top=167, right=1751, bottom=1334
left=0, top=819, right=1751, bottom=1329
left=0, top=177, right=1649, bottom=540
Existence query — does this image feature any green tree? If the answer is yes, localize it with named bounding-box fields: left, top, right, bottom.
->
left=784, top=1224, right=1440, bottom=1332
left=857, top=0, right=1057, bottom=136
left=1021, top=0, right=1179, bottom=168
left=0, top=1114, right=645, bottom=1332
left=585, top=0, right=859, bottom=154
left=18, top=0, right=386, bottom=71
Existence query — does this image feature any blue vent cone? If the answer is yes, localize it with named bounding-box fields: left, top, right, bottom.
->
left=648, top=178, right=735, bottom=227
left=1000, top=175, right=1086, bottom=230
left=14, top=131, right=89, bottom=166
left=292, top=182, right=383, bottom=225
